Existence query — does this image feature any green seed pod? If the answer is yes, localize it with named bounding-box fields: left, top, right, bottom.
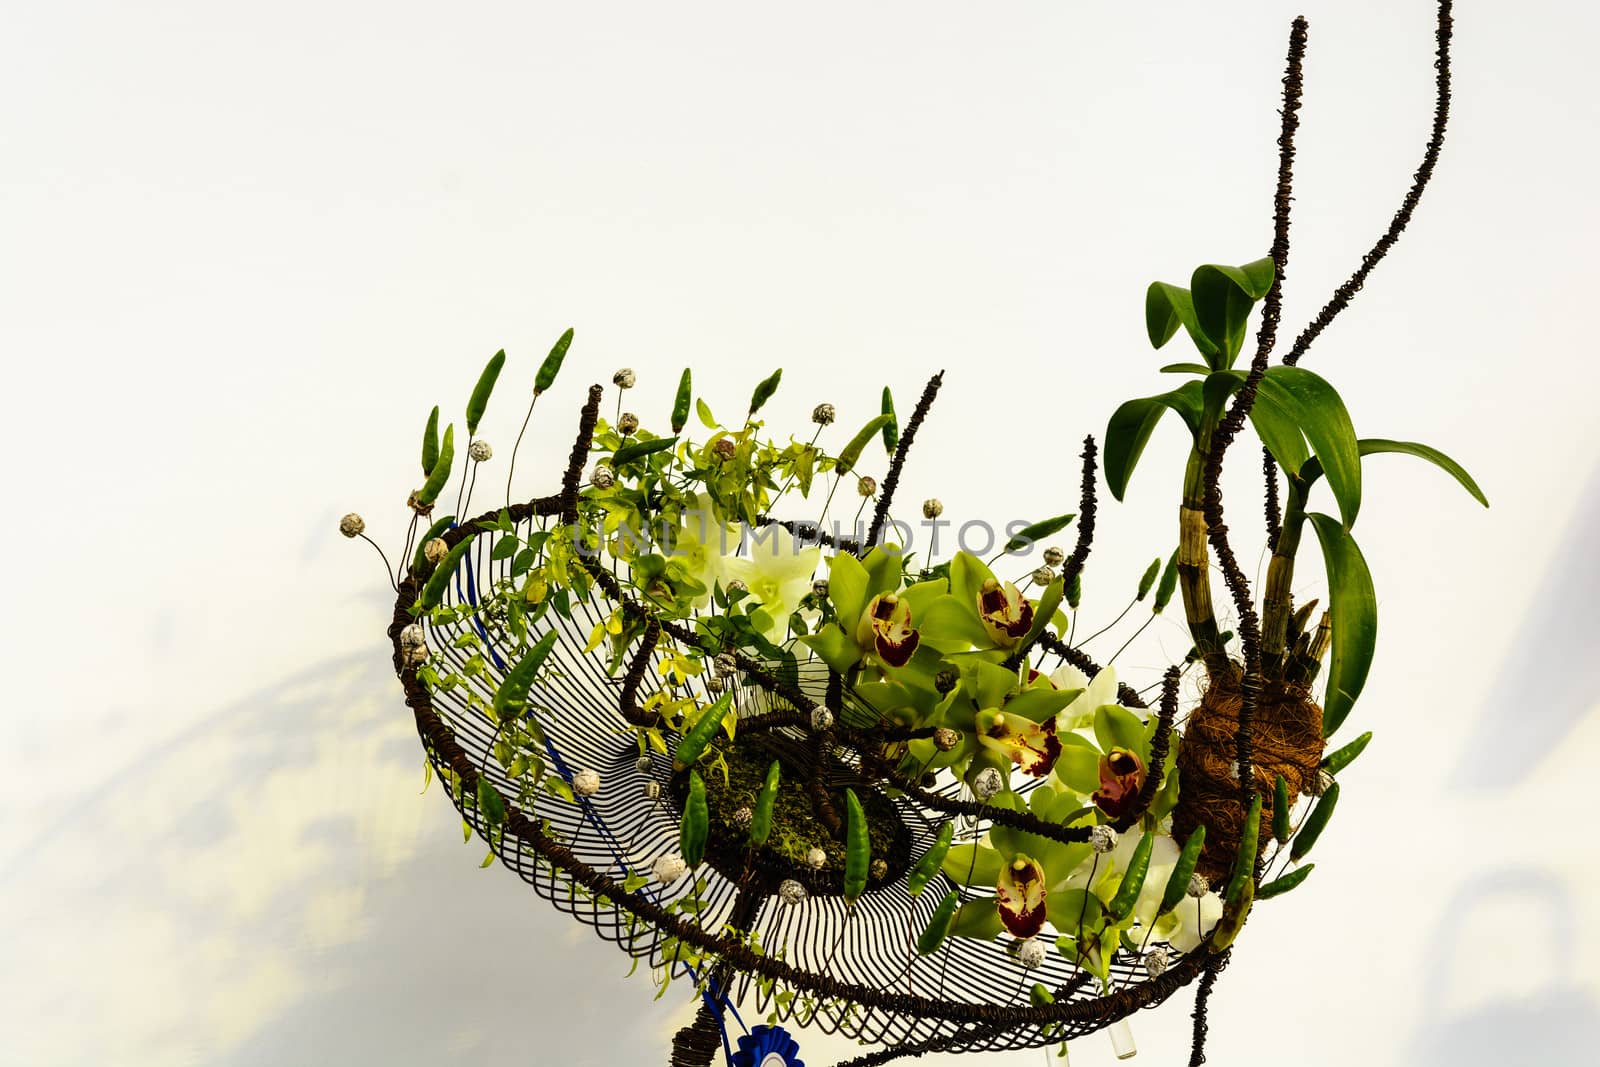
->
left=835, top=414, right=893, bottom=475
left=672, top=691, right=735, bottom=771
left=1159, top=825, right=1206, bottom=914
left=843, top=788, right=870, bottom=904
left=1272, top=774, right=1291, bottom=843
left=1210, top=877, right=1254, bottom=951
left=1290, top=781, right=1339, bottom=862
left=1224, top=793, right=1263, bottom=904
left=1153, top=549, right=1179, bottom=613
left=612, top=436, right=677, bottom=468
left=1321, top=731, right=1373, bottom=775
left=907, top=822, right=954, bottom=898
left=881, top=387, right=899, bottom=454
left=411, top=514, right=456, bottom=574
left=533, top=328, right=574, bottom=396
left=492, top=628, right=561, bottom=719
left=917, top=889, right=961, bottom=954
left=417, top=424, right=455, bottom=506
left=414, top=532, right=476, bottom=613
left=422, top=406, right=441, bottom=476
left=680, top=770, right=709, bottom=867
left=1029, top=982, right=1055, bottom=1007
left=671, top=368, right=693, bottom=434
left=1136, top=557, right=1161, bottom=601
left=466, top=349, right=506, bottom=435
left=748, top=761, right=781, bottom=847
left=1107, top=830, right=1156, bottom=921
left=1256, top=863, right=1315, bottom=900
left=748, top=368, right=783, bottom=416
left=1066, top=572, right=1082, bottom=610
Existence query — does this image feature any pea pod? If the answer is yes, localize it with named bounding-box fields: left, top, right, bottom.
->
left=843, top=788, right=870, bottom=904
left=1136, top=557, right=1161, bottom=601
left=1002, top=512, right=1077, bottom=554
left=533, top=328, right=574, bottom=396
left=416, top=424, right=455, bottom=506
left=748, top=760, right=781, bottom=847
left=612, top=436, right=678, bottom=468
left=1321, top=731, right=1373, bottom=775
left=1029, top=982, right=1055, bottom=1007
left=1224, top=793, right=1263, bottom=904
left=1272, top=774, right=1291, bottom=843
left=880, top=387, right=898, bottom=454
left=1290, top=781, right=1339, bottom=862
left=491, top=628, right=561, bottom=718
left=1159, top=825, right=1205, bottom=914
left=1153, top=549, right=1179, bottom=613
left=906, top=822, right=954, bottom=897
left=835, top=414, right=894, bottom=475
left=671, top=368, right=693, bottom=434
left=680, top=770, right=709, bottom=866
left=672, top=691, right=735, bottom=770
left=748, top=368, right=783, bottom=417
left=1107, top=830, right=1155, bottom=921
left=422, top=406, right=441, bottom=475
left=1211, top=877, right=1254, bottom=951
left=466, top=349, right=506, bottom=435
left=411, top=514, right=456, bottom=574
left=413, top=532, right=476, bottom=613
left=1256, top=863, right=1315, bottom=900
left=916, top=889, right=961, bottom=954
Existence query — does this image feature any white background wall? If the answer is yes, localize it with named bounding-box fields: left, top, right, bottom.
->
left=5, top=1, right=1598, bottom=1064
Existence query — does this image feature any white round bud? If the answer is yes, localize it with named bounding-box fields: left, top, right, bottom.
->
left=423, top=537, right=449, bottom=564
left=812, top=403, right=836, bottom=426
left=590, top=464, right=616, bottom=489
left=857, top=475, right=878, bottom=498
left=1187, top=873, right=1210, bottom=899
left=652, top=854, right=686, bottom=885
left=973, top=767, right=1004, bottom=800
left=617, top=412, right=639, bottom=435
left=1089, top=824, right=1118, bottom=854
left=1144, top=945, right=1171, bottom=977
left=339, top=513, right=365, bottom=538
left=612, top=368, right=636, bottom=389
left=400, top=623, right=427, bottom=650
left=778, top=879, right=808, bottom=904
left=1017, top=938, right=1048, bottom=969
left=922, top=498, right=944, bottom=520
left=811, top=707, right=835, bottom=732
left=714, top=652, right=738, bottom=677
left=805, top=847, right=828, bottom=870
left=468, top=439, right=493, bottom=462
left=1043, top=546, right=1065, bottom=567
left=571, top=769, right=600, bottom=797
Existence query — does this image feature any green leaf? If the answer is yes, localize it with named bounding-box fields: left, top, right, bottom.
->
left=1302, top=438, right=1488, bottom=508
left=1145, top=282, right=1217, bottom=357
left=466, top=349, right=506, bottom=435
left=533, top=328, right=574, bottom=396
left=1260, top=367, right=1361, bottom=526
left=476, top=778, right=506, bottom=825
left=749, top=368, right=783, bottom=416
left=421, top=406, right=441, bottom=476
left=1159, top=362, right=1212, bottom=376
left=1004, top=513, right=1076, bottom=554
left=1103, top=382, right=1204, bottom=501
left=836, top=414, right=893, bottom=475
left=881, top=387, right=899, bottom=454
left=492, top=628, right=562, bottom=718
left=1020, top=577, right=1064, bottom=652
left=695, top=397, right=717, bottom=430
left=1307, top=513, right=1377, bottom=736
left=1190, top=258, right=1275, bottom=367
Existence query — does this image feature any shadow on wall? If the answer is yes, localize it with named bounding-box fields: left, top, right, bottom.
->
left=3, top=639, right=669, bottom=1066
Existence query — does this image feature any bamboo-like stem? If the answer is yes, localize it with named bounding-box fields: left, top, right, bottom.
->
left=1259, top=477, right=1309, bottom=665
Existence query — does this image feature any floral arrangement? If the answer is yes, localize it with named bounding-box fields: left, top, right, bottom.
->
left=345, top=5, right=1474, bottom=1065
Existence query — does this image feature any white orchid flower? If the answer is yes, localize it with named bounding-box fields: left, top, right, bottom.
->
left=667, top=493, right=740, bottom=607
left=1164, top=890, right=1223, bottom=953
left=726, top=525, right=822, bottom=638
left=1052, top=664, right=1120, bottom=732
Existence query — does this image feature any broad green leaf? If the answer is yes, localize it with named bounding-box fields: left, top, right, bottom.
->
left=1160, top=362, right=1212, bottom=375
left=421, top=406, right=441, bottom=476
left=1302, top=439, right=1488, bottom=508
left=1260, top=367, right=1361, bottom=526
left=1307, top=513, right=1378, bottom=736
left=1103, top=382, right=1204, bottom=500
left=749, top=368, right=782, bottom=416
left=1020, top=576, right=1063, bottom=651
left=1205, top=370, right=1311, bottom=476
left=1190, top=258, right=1275, bottom=367
left=1145, top=282, right=1217, bottom=357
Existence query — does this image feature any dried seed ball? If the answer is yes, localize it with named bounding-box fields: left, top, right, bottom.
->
left=652, top=854, right=686, bottom=886
left=468, top=439, right=493, bottom=462
left=617, top=412, right=639, bottom=435
left=1187, top=873, right=1210, bottom=899
left=869, top=858, right=889, bottom=880
left=973, top=767, right=1004, bottom=800
left=1089, top=824, right=1118, bottom=854
left=571, top=769, right=601, bottom=797
left=1017, top=938, right=1048, bottom=969
left=399, top=623, right=427, bottom=650
left=714, top=651, right=738, bottom=677
left=934, top=670, right=959, bottom=695
left=922, top=498, right=944, bottom=520
left=1043, top=546, right=1065, bottom=567
left=591, top=464, right=616, bottom=489
left=727, top=578, right=748, bottom=593
left=1144, top=945, right=1171, bottom=977
left=706, top=675, right=725, bottom=694
left=1031, top=566, right=1054, bottom=585
left=635, top=755, right=654, bottom=773
left=812, top=578, right=829, bottom=599
left=857, top=475, right=877, bottom=497
left=645, top=781, right=662, bottom=800
left=812, top=403, right=836, bottom=426
left=811, top=707, right=835, bottom=732
left=612, top=367, right=636, bottom=389
left=733, top=806, right=753, bottom=828
left=805, top=847, right=828, bottom=870
left=403, top=643, right=428, bottom=667
left=339, top=513, right=365, bottom=538
left=713, top=438, right=737, bottom=459
left=778, top=879, right=808, bottom=905
left=423, top=537, right=449, bottom=564
left=933, top=727, right=961, bottom=752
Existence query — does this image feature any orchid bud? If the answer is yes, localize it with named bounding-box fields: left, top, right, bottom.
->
left=811, top=707, right=834, bottom=731
left=933, top=727, right=961, bottom=752
left=1187, top=873, right=1210, bottom=898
